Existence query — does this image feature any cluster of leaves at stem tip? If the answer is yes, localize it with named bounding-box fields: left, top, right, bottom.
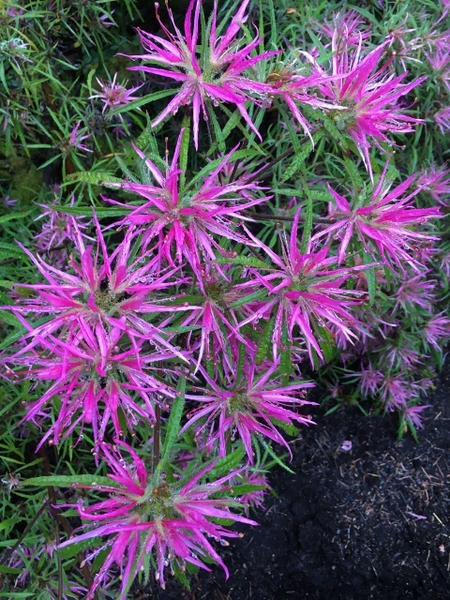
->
left=0, top=0, right=450, bottom=597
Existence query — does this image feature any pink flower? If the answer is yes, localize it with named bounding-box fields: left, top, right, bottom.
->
left=434, top=106, right=450, bottom=133
left=89, top=73, right=143, bottom=119
left=416, top=165, right=450, bottom=205
left=182, top=360, right=315, bottom=461
left=240, top=210, right=367, bottom=364
left=349, top=362, right=383, bottom=397
left=315, top=9, right=371, bottom=48
left=122, top=0, right=277, bottom=148
left=314, top=163, right=442, bottom=272
left=58, top=442, right=256, bottom=597
left=392, top=273, right=437, bottom=313
left=403, top=403, right=432, bottom=430
left=17, top=322, right=176, bottom=448
left=178, top=265, right=256, bottom=372
left=105, top=132, right=268, bottom=280
left=68, top=121, right=92, bottom=153
left=34, top=194, right=94, bottom=266
left=265, top=56, right=343, bottom=143
left=313, top=37, right=426, bottom=179
left=9, top=215, right=193, bottom=358
left=423, top=313, right=450, bottom=351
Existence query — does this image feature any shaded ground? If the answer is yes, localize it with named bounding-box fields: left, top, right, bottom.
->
left=137, top=364, right=450, bottom=600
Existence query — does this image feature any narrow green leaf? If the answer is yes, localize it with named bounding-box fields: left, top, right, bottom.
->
left=256, top=316, right=275, bottom=364
left=214, top=256, right=270, bottom=269
left=300, top=178, right=313, bottom=254
left=21, top=475, right=116, bottom=488
left=0, top=211, right=32, bottom=225
left=279, top=131, right=323, bottom=184
left=112, top=88, right=177, bottom=114
left=158, top=377, right=186, bottom=471
left=363, top=251, right=376, bottom=305
left=179, top=115, right=191, bottom=191
left=259, top=439, right=294, bottom=473
left=64, top=171, right=123, bottom=188
left=209, top=446, right=245, bottom=481
left=0, top=242, right=25, bottom=259
left=58, top=537, right=101, bottom=560
left=229, top=289, right=267, bottom=309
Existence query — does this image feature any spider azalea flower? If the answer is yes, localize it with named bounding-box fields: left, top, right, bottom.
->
left=89, top=73, right=144, bottom=120
left=15, top=322, right=177, bottom=449
left=8, top=214, right=194, bottom=358
left=238, top=210, right=367, bottom=365
left=182, top=360, right=315, bottom=462
left=58, top=442, right=256, bottom=598
left=122, top=0, right=277, bottom=148
left=313, top=35, right=426, bottom=180
left=105, top=131, right=268, bottom=280
left=312, top=162, right=442, bottom=272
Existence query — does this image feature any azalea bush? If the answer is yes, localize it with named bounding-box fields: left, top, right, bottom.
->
left=1, top=0, right=450, bottom=597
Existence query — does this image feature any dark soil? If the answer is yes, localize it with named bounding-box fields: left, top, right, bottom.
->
left=137, top=364, right=450, bottom=600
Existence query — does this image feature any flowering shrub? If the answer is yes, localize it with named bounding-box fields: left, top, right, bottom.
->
left=0, top=0, right=449, bottom=598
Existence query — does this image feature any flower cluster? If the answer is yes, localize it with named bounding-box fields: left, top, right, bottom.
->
left=1, top=0, right=448, bottom=597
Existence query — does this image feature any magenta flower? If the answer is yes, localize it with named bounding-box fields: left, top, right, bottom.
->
left=34, top=194, right=94, bottom=267
left=179, top=269, right=256, bottom=372
left=265, top=56, right=343, bottom=143
left=89, top=73, right=143, bottom=120
left=105, top=132, right=267, bottom=280
left=423, top=313, right=450, bottom=351
left=240, top=210, right=367, bottom=364
left=434, top=106, right=450, bottom=134
left=392, top=273, right=437, bottom=313
left=348, top=362, right=383, bottom=397
left=416, top=165, right=450, bottom=205
left=313, top=37, right=426, bottom=179
left=59, top=442, right=256, bottom=597
left=9, top=215, right=194, bottom=358
left=402, top=403, right=432, bottom=430
left=182, top=360, right=315, bottom=461
left=315, top=9, right=371, bottom=48
left=313, top=163, right=442, bottom=272
left=68, top=120, right=92, bottom=154
left=17, top=322, right=176, bottom=448
left=123, top=0, right=277, bottom=148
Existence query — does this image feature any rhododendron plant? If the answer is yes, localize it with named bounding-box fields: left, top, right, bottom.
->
left=1, top=0, right=449, bottom=597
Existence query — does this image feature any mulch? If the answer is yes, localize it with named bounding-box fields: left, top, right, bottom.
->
left=135, top=361, right=450, bottom=600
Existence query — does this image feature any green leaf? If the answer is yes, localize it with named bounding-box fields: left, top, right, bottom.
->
left=0, top=311, right=22, bottom=328
left=112, top=88, right=177, bottom=114
left=0, top=592, right=35, bottom=597
left=229, top=288, right=268, bottom=309
left=0, top=565, right=24, bottom=575
left=271, top=418, right=299, bottom=437
left=279, top=131, right=323, bottom=184
left=179, top=115, right=191, bottom=191
left=214, top=256, right=270, bottom=269
left=0, top=280, right=14, bottom=289
left=209, top=446, right=245, bottom=481
left=157, top=377, right=186, bottom=474
left=317, top=325, right=337, bottom=363
left=229, top=483, right=267, bottom=496
left=362, top=251, right=376, bottom=305
left=21, top=475, right=116, bottom=488
left=256, top=316, right=275, bottom=364
left=258, top=439, right=294, bottom=473
left=64, top=171, right=123, bottom=188
left=58, top=537, right=102, bottom=560
left=300, top=178, right=313, bottom=254
left=0, top=243, right=25, bottom=259
left=0, top=211, right=32, bottom=225
left=50, top=205, right=130, bottom=218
